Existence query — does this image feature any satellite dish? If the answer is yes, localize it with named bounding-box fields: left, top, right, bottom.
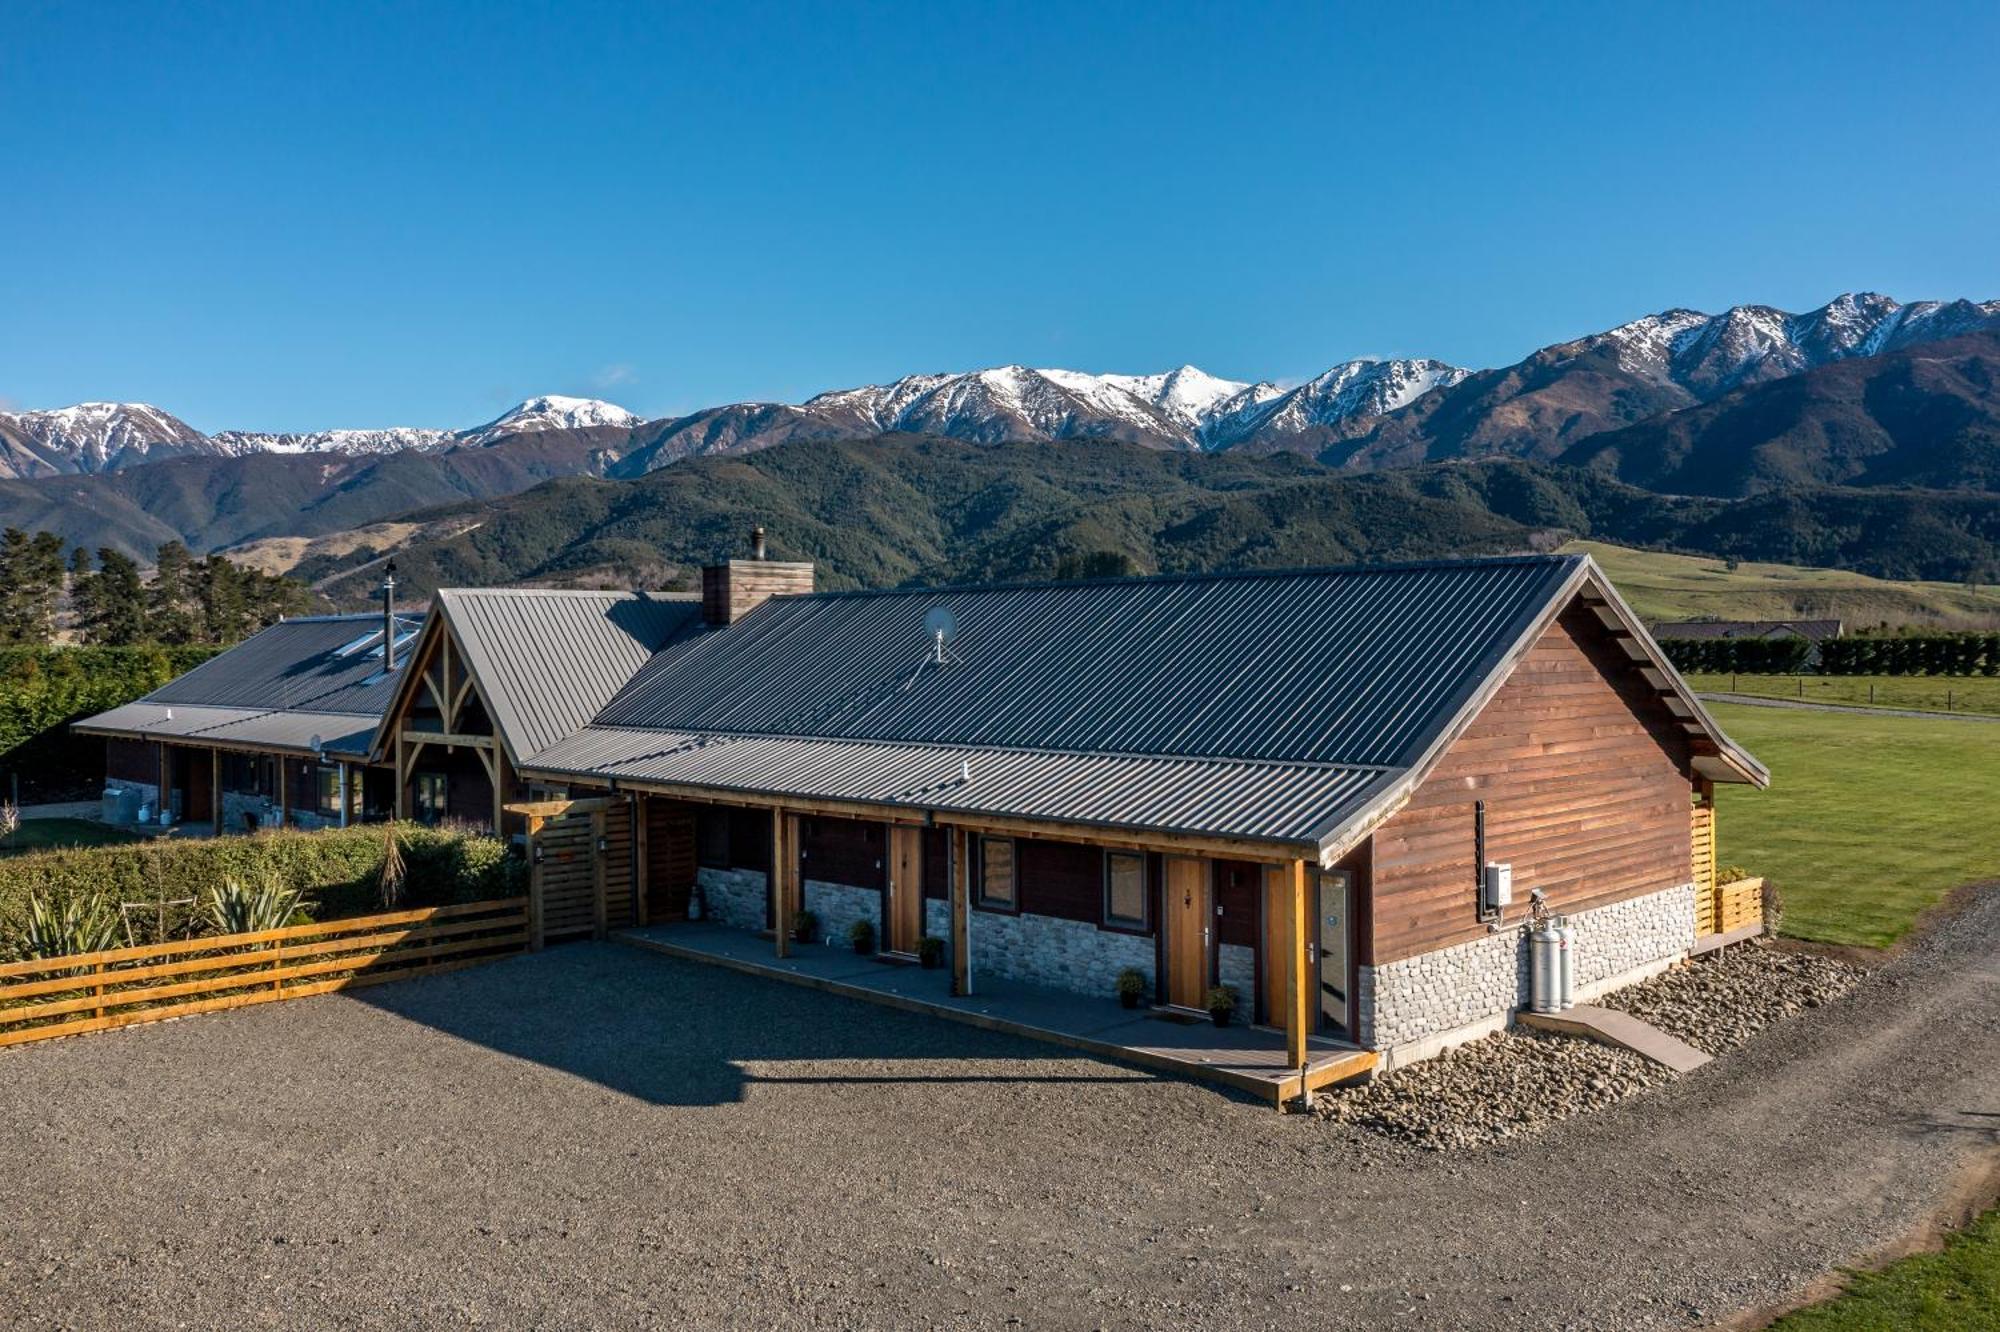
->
left=923, top=605, right=957, bottom=640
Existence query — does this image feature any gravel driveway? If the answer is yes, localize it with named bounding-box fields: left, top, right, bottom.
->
left=3, top=889, right=1997, bottom=1331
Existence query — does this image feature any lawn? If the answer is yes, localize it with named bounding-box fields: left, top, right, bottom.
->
left=1771, top=1206, right=2000, bottom=1330
left=1689, top=672, right=2000, bottom=717
left=1569, top=539, right=2000, bottom=629
left=1710, top=703, right=2000, bottom=949
left=0, top=817, right=142, bottom=857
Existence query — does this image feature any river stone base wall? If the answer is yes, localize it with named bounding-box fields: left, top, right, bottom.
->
left=1357, top=882, right=1695, bottom=1059
left=803, top=879, right=880, bottom=948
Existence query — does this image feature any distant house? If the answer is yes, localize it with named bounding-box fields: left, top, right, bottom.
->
left=1652, top=618, right=1844, bottom=665
left=78, top=539, right=1767, bottom=1071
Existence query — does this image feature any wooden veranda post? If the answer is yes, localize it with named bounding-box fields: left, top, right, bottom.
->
left=950, top=826, right=971, bottom=997
left=590, top=810, right=609, bottom=940
left=525, top=811, right=547, bottom=949
left=1285, top=858, right=1310, bottom=1070
left=772, top=810, right=798, bottom=959
left=210, top=752, right=223, bottom=835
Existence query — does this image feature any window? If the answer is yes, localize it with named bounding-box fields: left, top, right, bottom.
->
left=696, top=810, right=731, bottom=867
left=315, top=766, right=344, bottom=819
left=977, top=837, right=1017, bottom=909
left=413, top=772, right=447, bottom=826
left=1104, top=851, right=1148, bottom=929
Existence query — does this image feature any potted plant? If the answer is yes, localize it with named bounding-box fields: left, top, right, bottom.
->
left=791, top=909, right=818, bottom=944
left=916, top=936, right=945, bottom=969
left=1205, top=985, right=1239, bottom=1028
left=1116, top=967, right=1148, bottom=1009
left=848, top=918, right=876, bottom=955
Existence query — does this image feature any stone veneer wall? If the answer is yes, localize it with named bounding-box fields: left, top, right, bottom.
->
left=967, top=909, right=1154, bottom=999
left=803, top=879, right=880, bottom=947
left=1217, top=943, right=1255, bottom=1008
left=697, top=867, right=768, bottom=932
left=1355, top=882, right=1695, bottom=1054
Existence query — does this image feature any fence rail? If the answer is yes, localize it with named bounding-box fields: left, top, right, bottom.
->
left=0, top=897, right=528, bottom=1051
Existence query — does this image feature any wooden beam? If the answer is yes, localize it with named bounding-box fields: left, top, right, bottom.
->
left=502, top=796, right=620, bottom=818
left=1285, top=858, right=1310, bottom=1071
left=395, top=734, right=409, bottom=820
left=634, top=795, right=651, bottom=927
left=527, top=816, right=546, bottom=950
left=772, top=810, right=792, bottom=959
left=590, top=810, right=608, bottom=940
left=400, top=730, right=494, bottom=750
left=950, top=826, right=971, bottom=997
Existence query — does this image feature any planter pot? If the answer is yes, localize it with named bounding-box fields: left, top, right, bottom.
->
left=1209, top=1009, right=1233, bottom=1028
left=919, top=952, right=941, bottom=970
left=1119, top=992, right=1142, bottom=1010
left=852, top=940, right=873, bottom=955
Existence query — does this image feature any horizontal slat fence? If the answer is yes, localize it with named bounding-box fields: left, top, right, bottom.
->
left=0, top=897, right=528, bottom=1051
left=1716, top=876, right=1765, bottom=936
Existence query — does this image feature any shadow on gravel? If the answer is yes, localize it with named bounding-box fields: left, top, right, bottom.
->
left=350, top=941, right=1144, bottom=1106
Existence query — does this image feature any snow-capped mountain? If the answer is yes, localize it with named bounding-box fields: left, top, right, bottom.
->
left=0, top=402, right=210, bottom=476
left=210, top=427, right=453, bottom=457
left=458, top=395, right=640, bottom=445
left=1575, top=293, right=2000, bottom=399
left=0, top=394, right=644, bottom=480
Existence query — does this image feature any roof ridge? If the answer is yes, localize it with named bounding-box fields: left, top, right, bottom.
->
left=768, top=552, right=1584, bottom=604
left=438, top=587, right=698, bottom=601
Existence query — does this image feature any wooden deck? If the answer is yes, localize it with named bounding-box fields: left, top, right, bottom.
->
left=615, top=923, right=1376, bottom=1107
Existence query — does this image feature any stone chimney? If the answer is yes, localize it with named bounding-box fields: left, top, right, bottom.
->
left=701, top=524, right=814, bottom=627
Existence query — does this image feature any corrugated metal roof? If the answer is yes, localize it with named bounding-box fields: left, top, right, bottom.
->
left=75, top=703, right=379, bottom=757
left=143, top=612, right=425, bottom=716
left=437, top=589, right=703, bottom=761
left=596, top=556, right=1581, bottom=768
left=526, top=726, right=1397, bottom=847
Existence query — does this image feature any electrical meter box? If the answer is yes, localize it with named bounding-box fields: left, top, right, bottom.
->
left=1482, top=862, right=1513, bottom=915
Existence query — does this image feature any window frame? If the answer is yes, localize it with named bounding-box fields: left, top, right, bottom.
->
left=314, top=765, right=345, bottom=819
left=975, top=835, right=1019, bottom=912
left=413, top=771, right=447, bottom=826
left=1101, top=849, right=1150, bottom=932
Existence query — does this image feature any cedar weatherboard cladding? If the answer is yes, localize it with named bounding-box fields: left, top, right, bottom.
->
left=1369, top=604, right=1696, bottom=963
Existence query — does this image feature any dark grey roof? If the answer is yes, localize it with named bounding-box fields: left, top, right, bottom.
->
left=430, top=589, right=704, bottom=761
left=1651, top=618, right=1843, bottom=642
left=529, top=727, right=1396, bottom=848
left=142, top=613, right=424, bottom=716
left=74, top=704, right=380, bottom=758
left=594, top=557, right=1580, bottom=769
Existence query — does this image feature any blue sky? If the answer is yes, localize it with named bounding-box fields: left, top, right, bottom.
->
left=3, top=1, right=1996, bottom=432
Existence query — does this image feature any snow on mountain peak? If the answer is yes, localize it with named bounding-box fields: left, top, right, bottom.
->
left=458, top=395, right=641, bottom=443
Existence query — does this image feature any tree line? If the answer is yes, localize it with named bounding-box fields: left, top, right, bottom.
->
left=1662, top=632, right=2000, bottom=677
left=0, top=531, right=313, bottom=648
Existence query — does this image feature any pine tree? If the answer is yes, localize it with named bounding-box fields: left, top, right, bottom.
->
left=87, top=548, right=149, bottom=646
left=0, top=529, right=68, bottom=644
left=148, top=541, right=199, bottom=645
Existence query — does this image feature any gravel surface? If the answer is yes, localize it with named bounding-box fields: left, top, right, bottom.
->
left=1602, top=944, right=1866, bottom=1055
left=1, top=889, right=1996, bottom=1331
left=1318, top=1029, right=1673, bottom=1150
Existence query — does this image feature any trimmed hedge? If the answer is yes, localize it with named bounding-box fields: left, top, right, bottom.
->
left=1663, top=632, right=2000, bottom=677
left=0, top=644, right=221, bottom=801
left=0, top=822, right=523, bottom=953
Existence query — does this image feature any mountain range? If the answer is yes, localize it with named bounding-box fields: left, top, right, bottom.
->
left=3, top=290, right=1997, bottom=588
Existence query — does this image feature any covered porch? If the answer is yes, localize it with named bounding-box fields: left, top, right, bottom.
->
left=616, top=920, right=1375, bottom=1107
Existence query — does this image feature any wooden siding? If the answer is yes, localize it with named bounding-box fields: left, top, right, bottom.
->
left=1370, top=601, right=1694, bottom=964
left=106, top=737, right=158, bottom=785
left=801, top=817, right=885, bottom=890
left=644, top=799, right=699, bottom=919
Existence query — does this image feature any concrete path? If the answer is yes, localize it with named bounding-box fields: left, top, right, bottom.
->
left=1519, top=1003, right=1713, bottom=1072
left=1702, top=690, right=2000, bottom=722
left=0, top=888, right=1995, bottom=1330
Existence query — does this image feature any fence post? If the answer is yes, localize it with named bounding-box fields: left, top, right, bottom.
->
left=92, top=960, right=104, bottom=1020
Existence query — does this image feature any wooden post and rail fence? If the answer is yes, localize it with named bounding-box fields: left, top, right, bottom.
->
left=0, top=897, right=529, bottom=1052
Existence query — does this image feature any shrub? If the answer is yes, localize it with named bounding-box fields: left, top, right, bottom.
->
left=204, top=873, right=304, bottom=935
left=916, top=935, right=944, bottom=969
left=0, top=822, right=520, bottom=952
left=1760, top=879, right=1784, bottom=935
left=1716, top=865, right=1750, bottom=884
left=19, top=892, right=121, bottom=961
left=791, top=909, right=818, bottom=944
left=847, top=918, right=876, bottom=954
left=1116, top=967, right=1149, bottom=1006
left=1205, top=985, right=1238, bottom=1015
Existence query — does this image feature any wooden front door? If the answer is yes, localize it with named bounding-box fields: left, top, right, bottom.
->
left=887, top=824, right=924, bottom=954
left=1164, top=855, right=1210, bottom=1009
left=1317, top=869, right=1353, bottom=1036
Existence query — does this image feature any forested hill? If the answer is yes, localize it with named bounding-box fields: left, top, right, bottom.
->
left=307, top=436, right=2000, bottom=605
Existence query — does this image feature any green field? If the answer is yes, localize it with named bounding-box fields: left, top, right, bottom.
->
left=1710, top=703, right=2000, bottom=949
left=1692, top=673, right=2000, bottom=717
left=0, top=818, right=141, bottom=857
left=1568, top=540, right=2000, bottom=629
left=1771, top=1206, right=2000, bottom=1330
